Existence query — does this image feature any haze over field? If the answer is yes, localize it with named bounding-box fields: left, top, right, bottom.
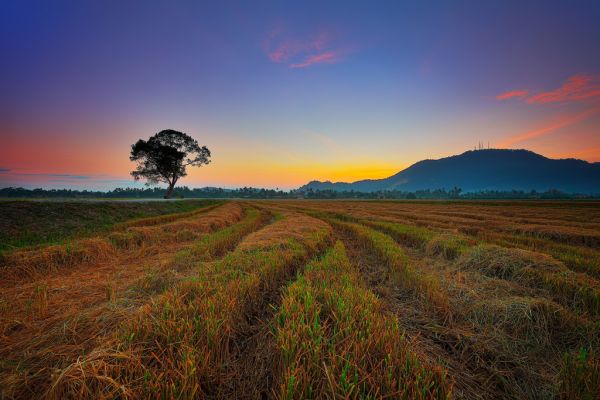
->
left=1, top=1, right=600, bottom=190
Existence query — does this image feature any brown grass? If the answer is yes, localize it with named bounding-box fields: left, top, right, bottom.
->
left=0, top=238, right=115, bottom=281
left=2, top=199, right=599, bottom=399
left=110, top=202, right=244, bottom=248
left=460, top=244, right=600, bottom=316
left=275, top=241, right=451, bottom=399
left=44, top=210, right=333, bottom=399
left=0, top=202, right=259, bottom=399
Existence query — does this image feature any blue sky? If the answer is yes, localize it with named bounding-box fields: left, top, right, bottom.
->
left=1, top=0, right=599, bottom=189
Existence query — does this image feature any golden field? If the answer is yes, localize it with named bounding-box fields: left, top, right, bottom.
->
left=1, top=200, right=599, bottom=399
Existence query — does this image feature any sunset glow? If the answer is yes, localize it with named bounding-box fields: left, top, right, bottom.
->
left=1, top=1, right=599, bottom=190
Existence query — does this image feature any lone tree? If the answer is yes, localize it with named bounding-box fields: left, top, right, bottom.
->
left=130, top=129, right=211, bottom=199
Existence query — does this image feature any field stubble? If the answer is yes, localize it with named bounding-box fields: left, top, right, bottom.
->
left=0, top=199, right=598, bottom=399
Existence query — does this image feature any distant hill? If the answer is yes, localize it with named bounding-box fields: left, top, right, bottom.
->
left=299, top=149, right=600, bottom=194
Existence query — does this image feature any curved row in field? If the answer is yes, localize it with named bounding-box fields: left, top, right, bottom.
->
left=275, top=241, right=451, bottom=399
left=0, top=199, right=222, bottom=253
left=271, top=202, right=597, bottom=398
left=113, top=201, right=223, bottom=229
left=46, top=210, right=332, bottom=399
left=294, top=204, right=600, bottom=319
left=287, top=201, right=600, bottom=279
left=302, top=206, right=599, bottom=399
left=2, top=200, right=599, bottom=399
left=331, top=219, right=449, bottom=314
left=0, top=204, right=273, bottom=399
left=0, top=202, right=242, bottom=281
left=129, top=207, right=273, bottom=297
left=359, top=216, right=600, bottom=319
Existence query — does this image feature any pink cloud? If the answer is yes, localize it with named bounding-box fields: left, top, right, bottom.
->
left=496, top=90, right=529, bottom=100
left=264, top=28, right=348, bottom=69
left=495, top=74, right=600, bottom=151
left=268, top=42, right=292, bottom=62
left=290, top=50, right=343, bottom=69
left=527, top=74, right=600, bottom=104
left=496, top=107, right=600, bottom=147
left=496, top=74, right=600, bottom=104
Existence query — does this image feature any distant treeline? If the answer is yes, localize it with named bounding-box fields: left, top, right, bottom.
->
left=0, top=186, right=292, bottom=199
left=0, top=186, right=597, bottom=200
left=301, top=188, right=596, bottom=199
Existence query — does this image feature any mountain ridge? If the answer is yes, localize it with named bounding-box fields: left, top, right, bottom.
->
left=299, top=149, right=600, bottom=193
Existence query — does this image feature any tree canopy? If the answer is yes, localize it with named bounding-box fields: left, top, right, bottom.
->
left=130, top=129, right=211, bottom=198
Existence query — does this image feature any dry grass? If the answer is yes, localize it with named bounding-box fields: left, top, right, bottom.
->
left=425, top=234, right=473, bottom=260
left=559, top=349, right=600, bottom=400
left=109, top=202, right=244, bottom=249
left=275, top=241, right=451, bottom=399
left=114, top=201, right=222, bottom=229
left=0, top=238, right=115, bottom=280
left=460, top=244, right=600, bottom=316
left=331, top=219, right=450, bottom=314
left=0, top=203, right=242, bottom=283
left=45, top=211, right=332, bottom=399
left=2, top=199, right=599, bottom=399
left=0, top=203, right=260, bottom=399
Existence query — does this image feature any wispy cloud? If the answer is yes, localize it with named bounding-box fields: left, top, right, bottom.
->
left=0, top=168, right=10, bottom=172
left=496, top=90, right=529, bottom=100
left=263, top=28, right=350, bottom=69
left=527, top=74, right=600, bottom=104
left=495, top=74, right=600, bottom=149
left=496, top=74, right=600, bottom=105
left=290, top=50, right=345, bottom=69
left=496, top=107, right=600, bottom=147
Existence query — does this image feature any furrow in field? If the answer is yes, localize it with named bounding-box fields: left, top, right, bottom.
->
left=360, top=214, right=600, bottom=319
left=359, top=217, right=600, bottom=319
left=284, top=201, right=600, bottom=267
left=113, top=201, right=224, bottom=229
left=326, top=217, right=485, bottom=399
left=273, top=240, right=451, bottom=399
left=0, top=202, right=241, bottom=283
left=350, top=205, right=600, bottom=277
left=0, top=203, right=271, bottom=399
left=213, top=242, right=334, bottom=397
left=349, top=215, right=599, bottom=399
left=127, top=206, right=274, bottom=303
left=44, top=210, right=332, bottom=399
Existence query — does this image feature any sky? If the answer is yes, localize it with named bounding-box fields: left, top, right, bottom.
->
left=1, top=0, right=599, bottom=190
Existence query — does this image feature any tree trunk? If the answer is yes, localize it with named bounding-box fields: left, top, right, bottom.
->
left=164, top=183, right=175, bottom=199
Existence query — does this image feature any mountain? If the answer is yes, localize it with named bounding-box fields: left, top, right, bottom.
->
left=299, top=149, right=600, bottom=194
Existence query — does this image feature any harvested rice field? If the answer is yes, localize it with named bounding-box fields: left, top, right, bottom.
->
left=1, top=200, right=599, bottom=399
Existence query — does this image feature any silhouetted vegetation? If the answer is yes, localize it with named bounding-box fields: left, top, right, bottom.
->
left=130, top=129, right=211, bottom=199
left=1, top=186, right=597, bottom=200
